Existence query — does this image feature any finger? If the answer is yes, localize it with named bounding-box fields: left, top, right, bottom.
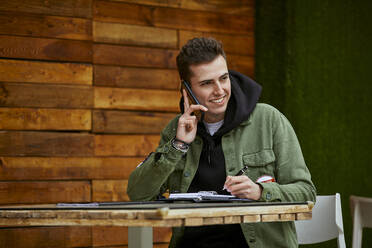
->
left=225, top=175, right=247, bottom=187
left=229, top=181, right=250, bottom=193
left=223, top=176, right=232, bottom=188
left=183, top=119, right=196, bottom=130
left=185, top=104, right=208, bottom=116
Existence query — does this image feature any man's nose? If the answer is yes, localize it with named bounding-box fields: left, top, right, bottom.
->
left=214, top=82, right=224, bottom=94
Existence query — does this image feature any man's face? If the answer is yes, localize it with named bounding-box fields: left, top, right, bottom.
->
left=189, top=55, right=231, bottom=123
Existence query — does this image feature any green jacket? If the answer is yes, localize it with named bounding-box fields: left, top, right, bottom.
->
left=127, top=103, right=316, bottom=248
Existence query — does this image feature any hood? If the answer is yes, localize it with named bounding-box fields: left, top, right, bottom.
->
left=179, top=70, right=262, bottom=137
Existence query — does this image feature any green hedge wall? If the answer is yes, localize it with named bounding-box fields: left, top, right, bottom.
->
left=255, top=0, right=372, bottom=247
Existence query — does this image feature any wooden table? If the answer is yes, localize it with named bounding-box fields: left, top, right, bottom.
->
left=0, top=201, right=313, bottom=248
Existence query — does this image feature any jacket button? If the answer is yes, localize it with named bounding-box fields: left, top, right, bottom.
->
left=184, top=172, right=190, bottom=177
left=195, top=140, right=201, bottom=144
left=249, top=239, right=256, bottom=243
left=163, top=146, right=169, bottom=152
left=266, top=192, right=272, bottom=200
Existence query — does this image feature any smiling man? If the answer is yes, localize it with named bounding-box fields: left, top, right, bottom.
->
left=127, top=37, right=316, bottom=248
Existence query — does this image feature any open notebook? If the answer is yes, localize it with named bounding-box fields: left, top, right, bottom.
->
left=168, top=191, right=252, bottom=202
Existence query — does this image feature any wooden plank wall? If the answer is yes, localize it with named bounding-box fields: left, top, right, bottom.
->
left=0, top=0, right=255, bottom=247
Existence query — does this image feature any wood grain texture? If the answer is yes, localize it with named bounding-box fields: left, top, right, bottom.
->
left=0, top=0, right=92, bottom=18
left=0, top=157, right=142, bottom=180
left=0, top=83, right=93, bottom=108
left=94, top=87, right=179, bottom=112
left=0, top=108, right=91, bottom=130
left=93, top=21, right=177, bottom=48
left=179, top=30, right=254, bottom=56
left=93, top=110, right=175, bottom=134
left=92, top=179, right=129, bottom=202
left=0, top=35, right=92, bottom=62
left=0, top=59, right=92, bottom=85
left=94, top=65, right=179, bottom=90
left=0, top=11, right=91, bottom=40
left=228, top=54, right=255, bottom=77
left=108, top=0, right=254, bottom=16
left=94, top=134, right=159, bottom=156
left=0, top=227, right=91, bottom=248
left=0, top=181, right=91, bottom=204
left=92, top=226, right=171, bottom=246
left=93, top=44, right=177, bottom=68
left=0, top=131, right=94, bottom=156
left=93, top=1, right=253, bottom=34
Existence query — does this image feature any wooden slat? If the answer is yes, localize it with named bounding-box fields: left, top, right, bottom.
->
left=261, top=214, right=280, bottom=222
left=184, top=217, right=204, bottom=226
left=154, top=227, right=172, bottom=243
left=93, top=21, right=177, bottom=48
left=94, top=87, right=179, bottom=112
left=93, top=110, right=175, bottom=134
left=93, top=44, right=177, bottom=68
left=0, top=108, right=91, bottom=131
left=0, top=83, right=93, bottom=108
left=203, top=217, right=224, bottom=225
left=280, top=213, right=296, bottom=221
left=93, top=1, right=253, bottom=34
left=93, top=226, right=129, bottom=246
left=228, top=54, right=255, bottom=77
left=0, top=35, right=91, bottom=62
left=0, top=11, right=91, bottom=40
left=0, top=0, right=92, bottom=18
left=223, top=215, right=242, bottom=224
left=243, top=215, right=261, bottom=222
left=155, top=204, right=312, bottom=220
left=0, top=157, right=142, bottom=180
left=0, top=181, right=91, bottom=204
left=108, top=0, right=254, bottom=16
left=94, top=134, right=159, bottom=156
left=297, top=212, right=312, bottom=220
left=0, top=227, right=91, bottom=248
left=94, top=65, right=179, bottom=90
left=0, top=131, right=94, bottom=156
left=0, top=59, right=92, bottom=85
left=0, top=214, right=184, bottom=227
left=179, top=30, right=254, bottom=56
left=92, top=179, right=129, bottom=202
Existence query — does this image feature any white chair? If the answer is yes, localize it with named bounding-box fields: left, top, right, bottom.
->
left=350, top=195, right=372, bottom=248
left=295, top=193, right=346, bottom=248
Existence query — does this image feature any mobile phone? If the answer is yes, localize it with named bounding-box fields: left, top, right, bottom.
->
left=181, top=80, right=205, bottom=122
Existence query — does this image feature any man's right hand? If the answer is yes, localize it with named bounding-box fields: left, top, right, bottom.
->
left=176, top=89, right=208, bottom=144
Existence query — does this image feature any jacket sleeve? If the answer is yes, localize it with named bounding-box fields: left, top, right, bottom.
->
left=258, top=110, right=317, bottom=203
left=127, top=118, right=185, bottom=201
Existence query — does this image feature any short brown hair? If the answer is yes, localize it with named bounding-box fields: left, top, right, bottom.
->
left=176, top=37, right=226, bottom=82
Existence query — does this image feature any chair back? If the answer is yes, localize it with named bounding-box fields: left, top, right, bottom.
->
left=295, top=193, right=346, bottom=248
left=350, top=195, right=372, bottom=248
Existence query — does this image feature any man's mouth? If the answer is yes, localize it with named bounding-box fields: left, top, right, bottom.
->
left=210, top=95, right=226, bottom=103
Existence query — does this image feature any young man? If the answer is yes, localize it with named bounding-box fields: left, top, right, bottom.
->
left=127, top=37, right=316, bottom=248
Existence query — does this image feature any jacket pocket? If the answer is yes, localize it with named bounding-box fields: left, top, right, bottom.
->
left=242, top=149, right=276, bottom=182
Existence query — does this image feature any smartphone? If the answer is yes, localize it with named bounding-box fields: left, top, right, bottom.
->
left=181, top=80, right=205, bottom=122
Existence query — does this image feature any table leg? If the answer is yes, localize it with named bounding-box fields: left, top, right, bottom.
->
left=128, top=226, right=153, bottom=248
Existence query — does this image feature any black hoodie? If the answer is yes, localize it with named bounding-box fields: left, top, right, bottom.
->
left=177, top=71, right=262, bottom=248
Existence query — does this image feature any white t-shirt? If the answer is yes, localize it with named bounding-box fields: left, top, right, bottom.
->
left=203, top=120, right=224, bottom=136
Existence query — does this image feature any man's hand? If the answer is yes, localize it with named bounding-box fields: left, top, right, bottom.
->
left=223, top=175, right=262, bottom=200
left=176, top=89, right=207, bottom=144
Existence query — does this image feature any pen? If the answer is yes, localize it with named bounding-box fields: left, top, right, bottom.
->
left=223, top=165, right=249, bottom=190
left=235, top=165, right=249, bottom=176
